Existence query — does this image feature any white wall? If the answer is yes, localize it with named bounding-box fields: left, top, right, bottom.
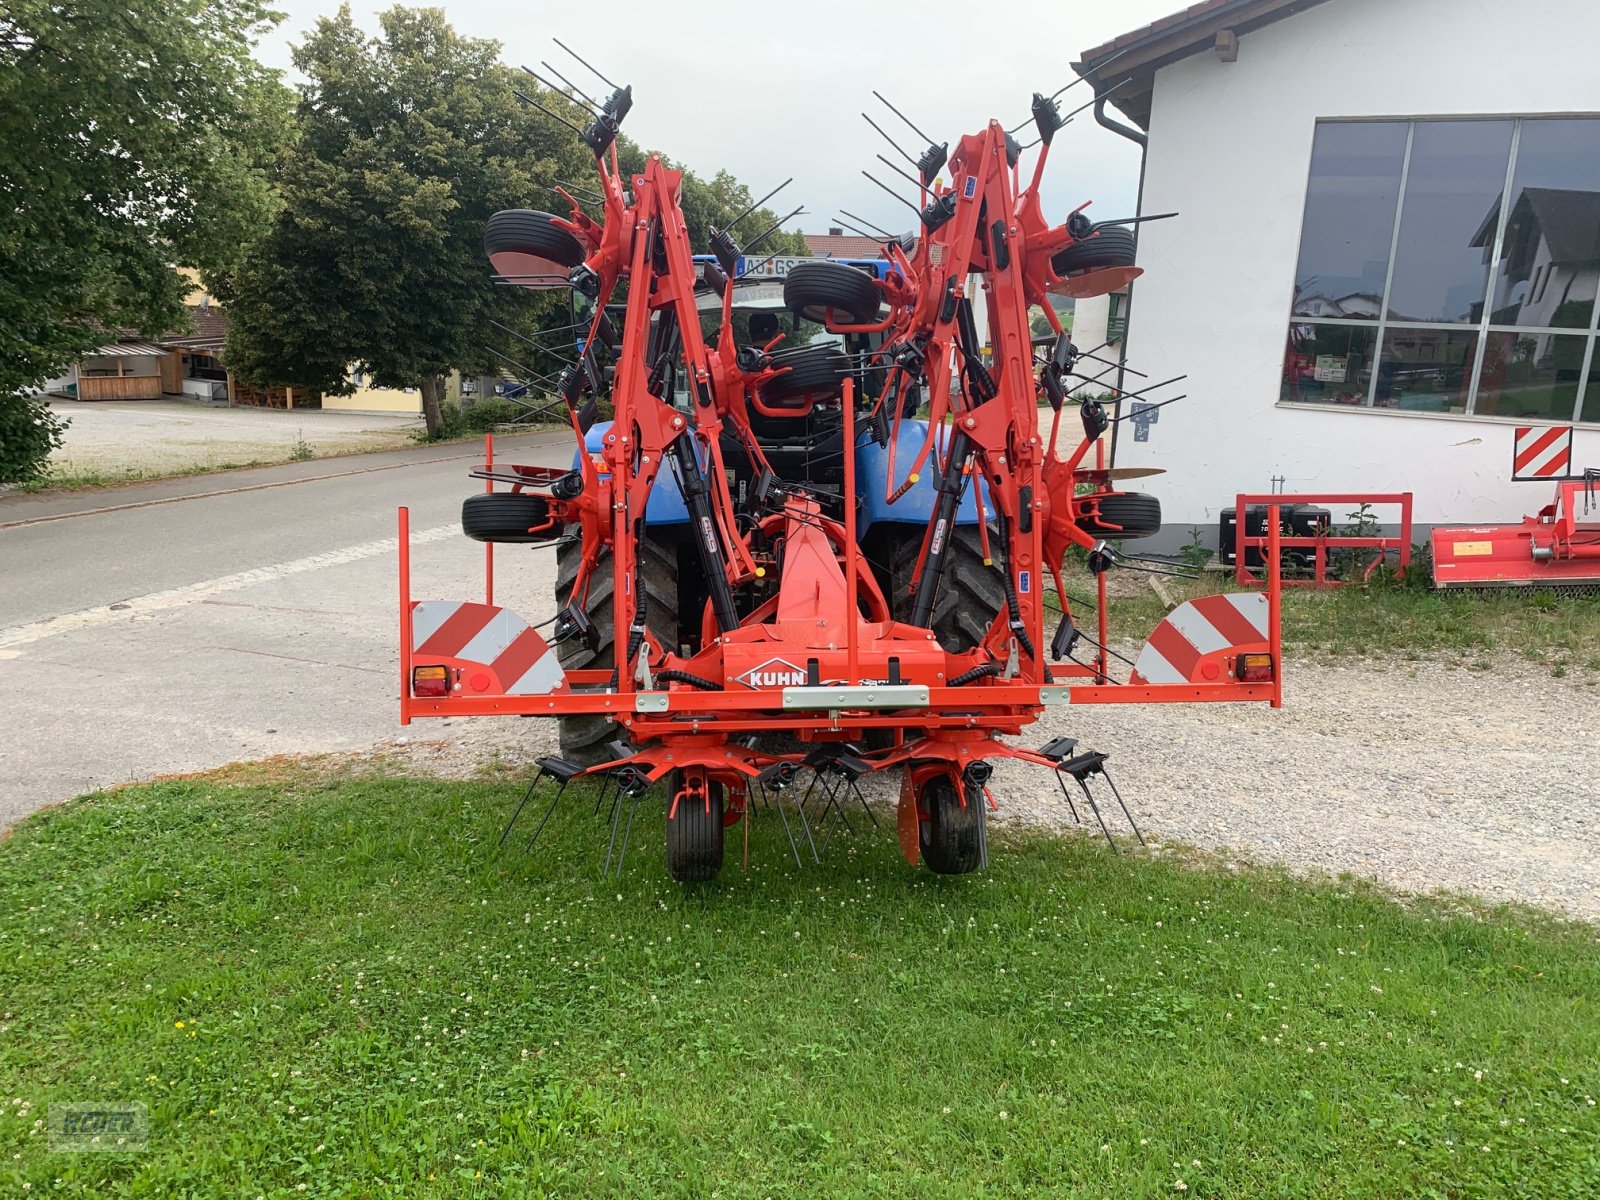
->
left=1123, top=0, right=1600, bottom=538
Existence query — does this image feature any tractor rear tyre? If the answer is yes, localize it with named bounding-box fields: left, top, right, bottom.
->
left=553, top=532, right=678, bottom=765
left=461, top=492, right=559, bottom=543
left=1050, top=225, right=1136, bottom=277
left=666, top=773, right=725, bottom=882
left=918, top=772, right=983, bottom=875
left=782, top=260, right=881, bottom=325
left=879, top=523, right=1007, bottom=653
left=484, top=209, right=585, bottom=281
left=1075, top=491, right=1162, bottom=541
left=762, top=344, right=851, bottom=402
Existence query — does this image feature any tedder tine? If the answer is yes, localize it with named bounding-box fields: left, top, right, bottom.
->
left=1102, top=770, right=1146, bottom=848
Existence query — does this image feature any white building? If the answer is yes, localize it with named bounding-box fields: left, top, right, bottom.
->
left=1075, top=0, right=1600, bottom=545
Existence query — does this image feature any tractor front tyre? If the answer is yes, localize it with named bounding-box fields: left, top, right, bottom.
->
left=881, top=523, right=1007, bottom=653
left=461, top=492, right=559, bottom=543
left=666, top=773, right=725, bottom=882
left=918, top=772, right=983, bottom=875
left=1075, top=491, right=1162, bottom=541
left=553, top=532, right=678, bottom=765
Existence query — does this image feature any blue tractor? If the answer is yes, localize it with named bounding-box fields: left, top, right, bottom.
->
left=555, top=255, right=1002, bottom=761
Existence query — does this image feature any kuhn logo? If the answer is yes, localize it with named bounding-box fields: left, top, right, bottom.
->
left=735, top=658, right=807, bottom=689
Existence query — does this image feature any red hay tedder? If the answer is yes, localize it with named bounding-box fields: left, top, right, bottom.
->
left=397, top=55, right=1284, bottom=880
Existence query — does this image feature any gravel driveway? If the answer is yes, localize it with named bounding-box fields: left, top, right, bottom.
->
left=46, top=399, right=419, bottom=475
left=382, top=653, right=1600, bottom=920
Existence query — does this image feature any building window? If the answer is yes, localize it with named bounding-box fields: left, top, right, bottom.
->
left=1282, top=117, right=1600, bottom=424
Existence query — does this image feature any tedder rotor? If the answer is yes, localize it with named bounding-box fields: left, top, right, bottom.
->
left=397, top=63, right=1284, bottom=881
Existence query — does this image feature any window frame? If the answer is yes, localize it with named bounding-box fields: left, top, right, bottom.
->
left=1280, top=114, right=1600, bottom=426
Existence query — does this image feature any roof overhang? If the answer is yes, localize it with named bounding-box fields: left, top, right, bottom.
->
left=87, top=341, right=170, bottom=358
left=1074, top=0, right=1338, bottom=131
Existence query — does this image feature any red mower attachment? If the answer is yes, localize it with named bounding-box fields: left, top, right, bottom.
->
left=1433, top=474, right=1600, bottom=592
left=395, top=56, right=1285, bottom=880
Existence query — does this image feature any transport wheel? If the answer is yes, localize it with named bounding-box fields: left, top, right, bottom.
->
left=917, top=772, right=983, bottom=875
left=484, top=209, right=585, bottom=281
left=782, top=260, right=882, bottom=324
left=460, top=492, right=559, bottom=543
left=762, top=344, right=851, bottom=402
left=876, top=523, right=1006, bottom=653
left=1075, top=491, right=1162, bottom=541
left=666, top=772, right=725, bottom=882
left=1050, top=224, right=1136, bottom=277
left=553, top=532, right=679, bottom=765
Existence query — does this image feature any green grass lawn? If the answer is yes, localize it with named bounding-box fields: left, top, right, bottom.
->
left=2, top=773, right=1598, bottom=1198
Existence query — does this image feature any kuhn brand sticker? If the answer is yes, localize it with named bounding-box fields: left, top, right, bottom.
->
left=734, top=657, right=808, bottom=689
left=930, top=518, right=948, bottom=556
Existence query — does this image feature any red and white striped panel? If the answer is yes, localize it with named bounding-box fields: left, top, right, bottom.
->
left=1130, top=593, right=1269, bottom=686
left=411, top=601, right=568, bottom=695
left=1513, top=425, right=1574, bottom=480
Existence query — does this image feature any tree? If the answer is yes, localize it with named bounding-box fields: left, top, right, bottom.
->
left=225, top=7, right=811, bottom=437
left=223, top=6, right=593, bottom=438
left=0, top=0, right=290, bottom=481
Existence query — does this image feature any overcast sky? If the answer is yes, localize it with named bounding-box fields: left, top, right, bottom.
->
left=254, top=0, right=1179, bottom=239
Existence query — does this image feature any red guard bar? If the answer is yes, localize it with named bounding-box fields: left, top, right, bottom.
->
left=842, top=377, right=859, bottom=683
left=398, top=505, right=413, bottom=726
left=1267, top=503, right=1283, bottom=709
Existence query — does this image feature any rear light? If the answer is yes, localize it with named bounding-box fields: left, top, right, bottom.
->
left=1237, top=653, right=1274, bottom=683
left=412, top=665, right=450, bottom=697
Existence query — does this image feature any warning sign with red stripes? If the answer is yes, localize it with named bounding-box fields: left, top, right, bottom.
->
left=1130, top=593, right=1270, bottom=686
left=1512, top=425, right=1575, bottom=480
left=411, top=601, right=568, bottom=696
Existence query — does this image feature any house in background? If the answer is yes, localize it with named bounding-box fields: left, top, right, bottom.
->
left=1073, top=0, right=1600, bottom=544
left=803, top=229, right=887, bottom=259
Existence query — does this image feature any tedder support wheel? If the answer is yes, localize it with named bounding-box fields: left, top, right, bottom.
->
left=1050, top=224, right=1136, bottom=277
left=484, top=209, right=585, bottom=282
left=876, top=523, right=1006, bottom=653
left=553, top=531, right=679, bottom=765
left=461, top=492, right=559, bottom=543
left=918, top=772, right=983, bottom=875
left=762, top=344, right=851, bottom=402
left=782, top=260, right=881, bottom=325
left=666, top=772, right=725, bottom=882
left=1075, top=491, right=1162, bottom=541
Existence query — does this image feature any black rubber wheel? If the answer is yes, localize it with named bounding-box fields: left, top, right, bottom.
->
left=666, top=773, right=725, bottom=882
left=484, top=209, right=585, bottom=282
left=874, top=523, right=1005, bottom=653
left=1075, top=491, right=1162, bottom=541
left=918, top=772, right=982, bottom=875
left=1050, top=225, right=1136, bottom=277
left=461, top=492, right=559, bottom=543
left=762, top=344, right=851, bottom=402
left=553, top=531, right=679, bottom=765
left=783, top=260, right=881, bottom=324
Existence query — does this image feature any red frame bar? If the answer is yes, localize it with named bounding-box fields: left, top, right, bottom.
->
left=1234, top=492, right=1412, bottom=588
left=483, top=434, right=494, bottom=606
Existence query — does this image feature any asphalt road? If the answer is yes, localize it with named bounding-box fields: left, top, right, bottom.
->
left=0, top=433, right=572, bottom=828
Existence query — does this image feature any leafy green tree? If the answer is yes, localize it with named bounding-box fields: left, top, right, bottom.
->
left=0, top=0, right=289, bottom=481
left=225, top=7, right=810, bottom=438
left=223, top=6, right=594, bottom=438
